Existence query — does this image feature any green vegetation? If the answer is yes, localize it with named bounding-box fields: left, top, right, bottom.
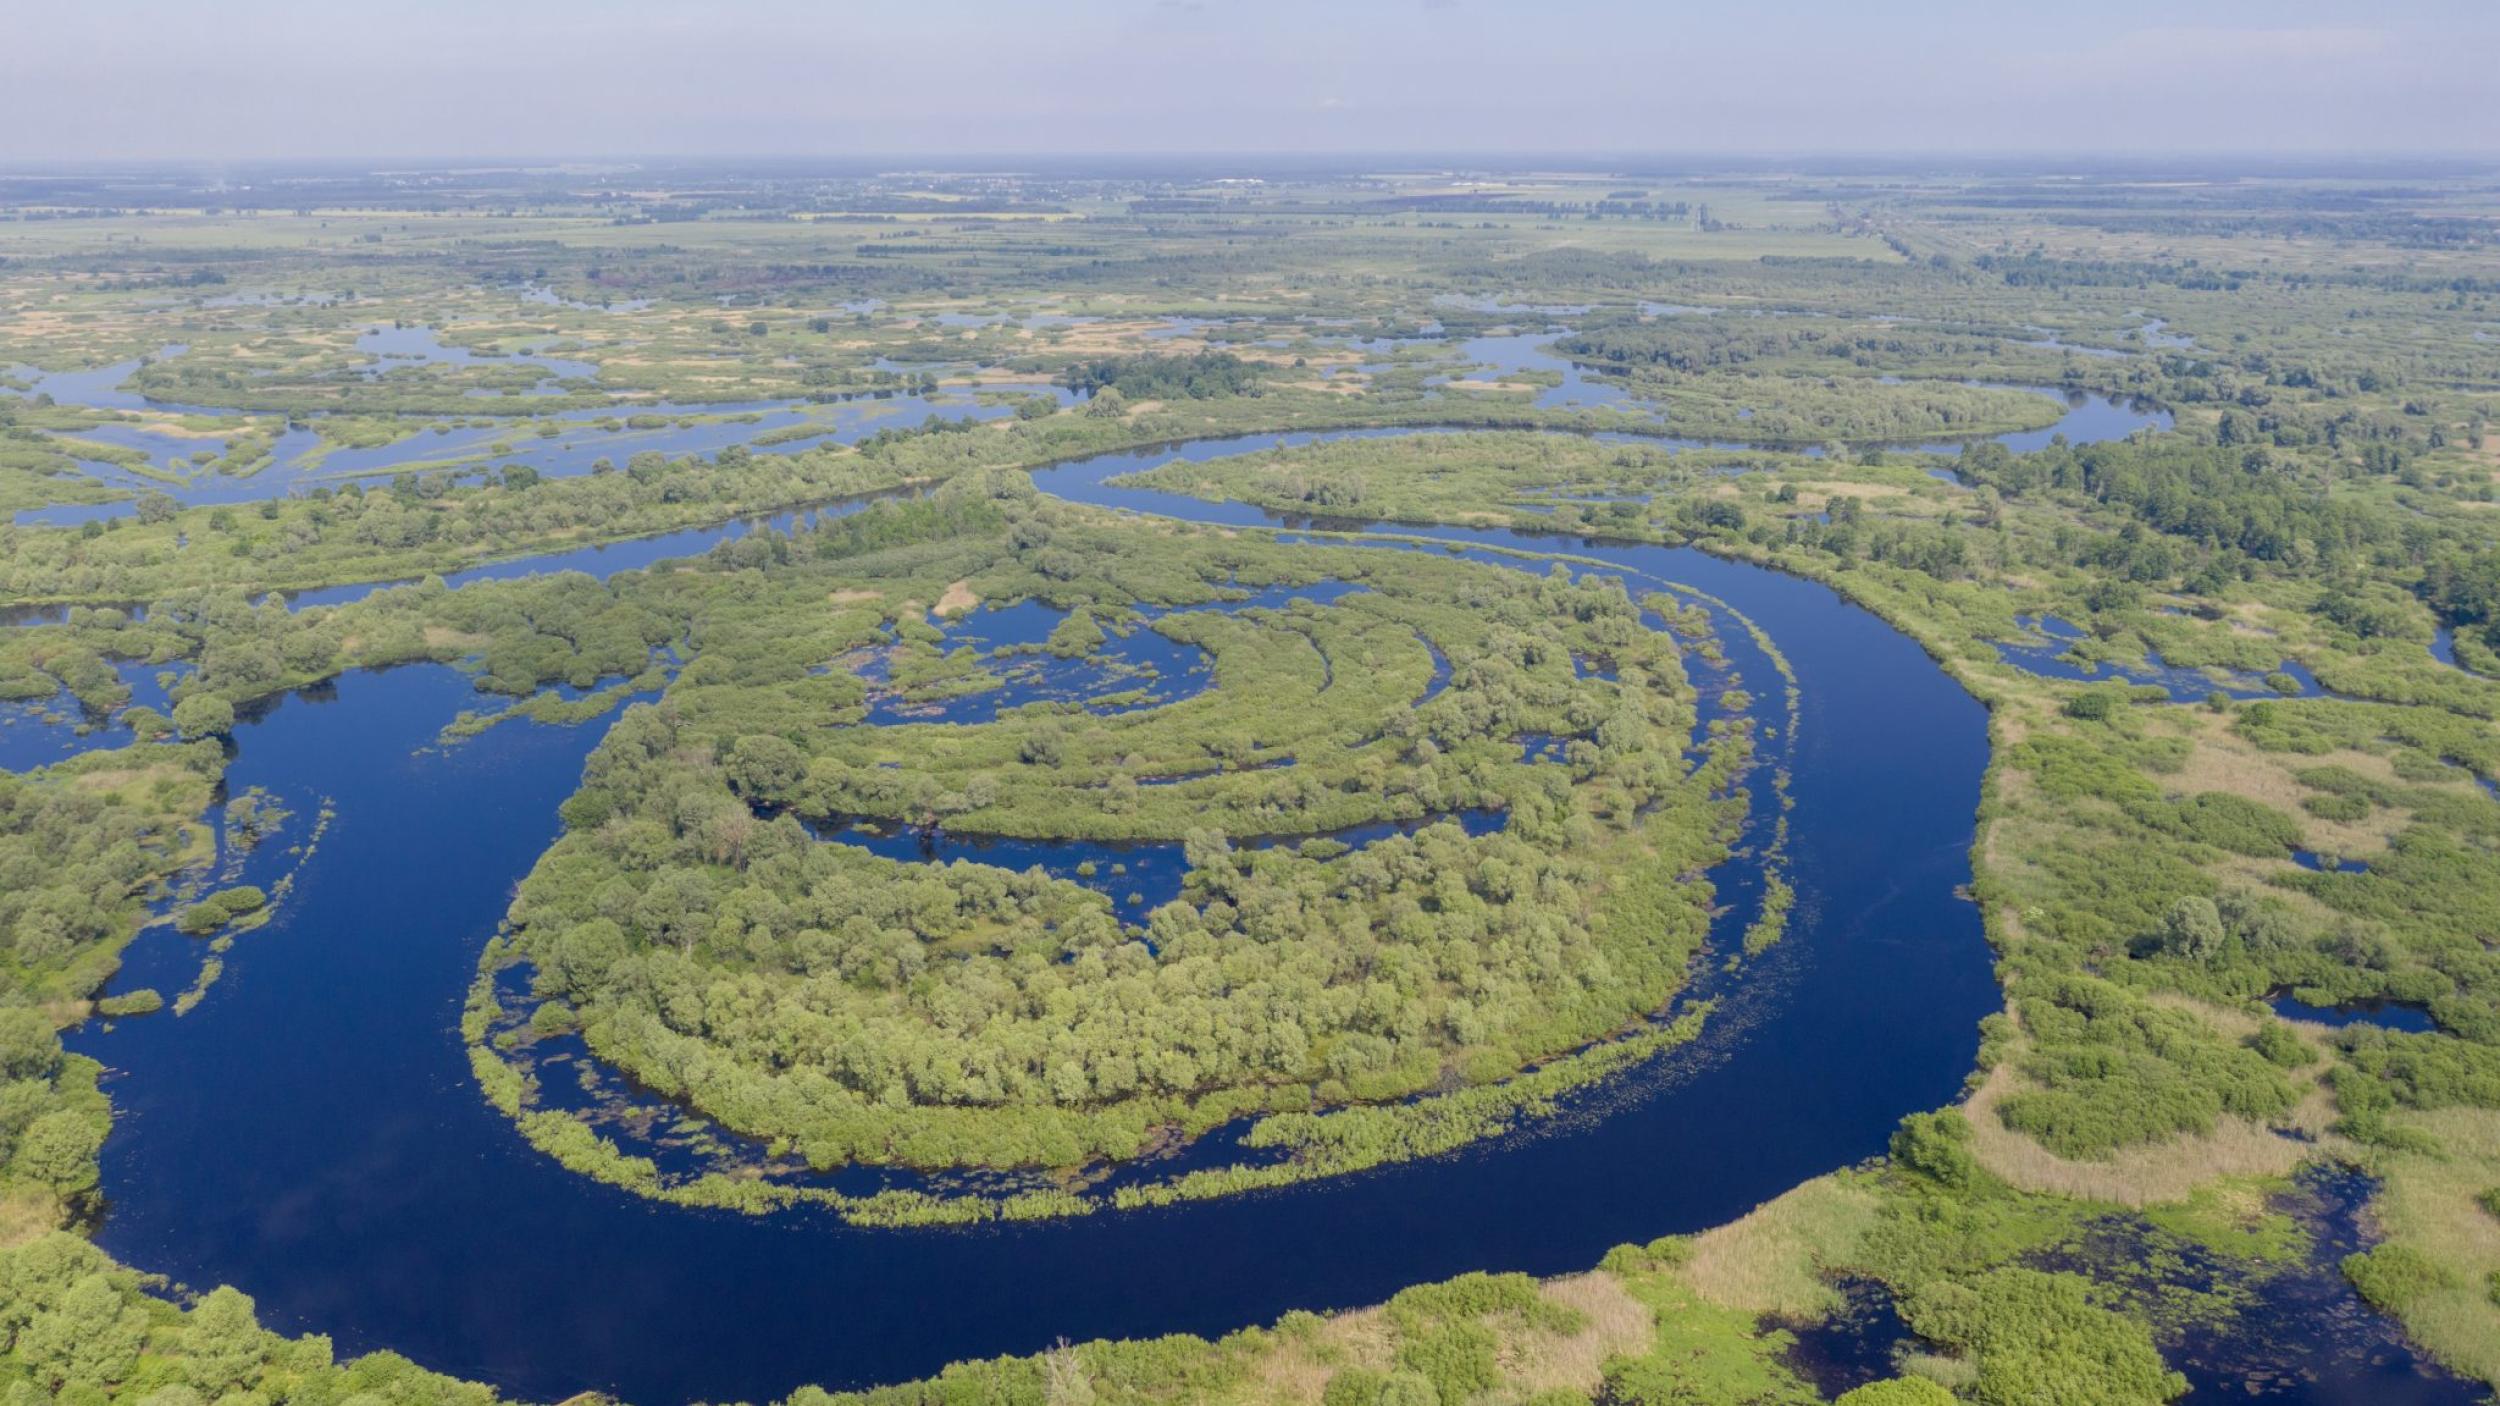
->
left=465, top=495, right=1746, bottom=1213
left=0, top=1233, right=502, bottom=1406
left=1, top=747, right=218, bottom=1004
left=4, top=160, right=2500, bottom=1405
left=1107, top=359, right=2500, bottom=1382
left=172, top=886, right=266, bottom=937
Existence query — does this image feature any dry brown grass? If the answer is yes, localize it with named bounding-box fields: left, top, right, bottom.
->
left=1241, top=1341, right=1338, bottom=1406
left=36, top=999, right=91, bottom=1028
left=933, top=580, right=979, bottom=616
left=1990, top=708, right=2039, bottom=749
left=1239, top=1272, right=1648, bottom=1405
left=2217, top=598, right=2289, bottom=636
left=1681, top=1176, right=1882, bottom=1315
left=1246, top=1304, right=1395, bottom=1405
left=1804, top=482, right=1913, bottom=504
left=2371, top=1108, right=2500, bottom=1387
left=64, top=766, right=152, bottom=795
left=826, top=588, right=882, bottom=606
left=1494, top=1273, right=1653, bottom=1396
left=0, top=1188, right=64, bottom=1250
left=1032, top=319, right=1171, bottom=357
left=2165, top=711, right=2402, bottom=858
left=1959, top=1036, right=2342, bottom=1207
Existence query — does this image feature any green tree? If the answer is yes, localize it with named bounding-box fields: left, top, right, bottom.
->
left=2160, top=896, right=2225, bottom=961
left=0, top=1009, right=61, bottom=1081
left=180, top=1286, right=270, bottom=1396
left=15, top=1111, right=104, bottom=1196
left=1891, top=1110, right=1979, bottom=1190
left=172, top=694, right=236, bottom=740
left=17, top=1273, right=148, bottom=1389
left=726, top=735, right=809, bottom=803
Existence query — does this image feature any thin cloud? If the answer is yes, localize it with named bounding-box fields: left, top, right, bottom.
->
left=2, top=3, right=2496, bottom=160
left=2064, top=24, right=2395, bottom=76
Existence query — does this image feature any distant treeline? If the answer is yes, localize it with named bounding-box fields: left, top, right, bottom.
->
left=1058, top=352, right=1267, bottom=400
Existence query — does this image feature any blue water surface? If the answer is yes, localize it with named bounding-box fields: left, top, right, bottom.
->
left=65, top=427, right=1999, bottom=1403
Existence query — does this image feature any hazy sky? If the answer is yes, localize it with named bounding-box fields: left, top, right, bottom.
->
left=3, top=0, right=2494, bottom=161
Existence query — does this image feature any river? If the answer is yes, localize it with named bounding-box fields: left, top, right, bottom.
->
left=60, top=428, right=2000, bottom=1402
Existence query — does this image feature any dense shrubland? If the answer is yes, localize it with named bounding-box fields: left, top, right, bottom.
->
left=468, top=496, right=1746, bottom=1206
left=0, top=1229, right=503, bottom=1406
left=0, top=746, right=219, bottom=1005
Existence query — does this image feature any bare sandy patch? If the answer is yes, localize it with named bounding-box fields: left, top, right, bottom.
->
left=125, top=416, right=243, bottom=441
left=934, top=580, right=979, bottom=617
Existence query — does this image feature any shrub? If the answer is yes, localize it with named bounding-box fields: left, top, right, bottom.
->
left=1899, top=1268, right=2184, bottom=1406
left=2341, top=1243, right=2452, bottom=1313
left=1892, top=1110, right=1979, bottom=1189
left=173, top=886, right=269, bottom=936
left=1839, top=1382, right=1957, bottom=1406
left=2247, top=1022, right=2314, bottom=1069
left=2063, top=689, right=2125, bottom=721
left=15, top=1110, right=106, bottom=1195
left=0, top=1009, right=62, bottom=1080
left=2302, top=793, right=2369, bottom=822
left=725, top=735, right=809, bottom=803
left=171, top=694, right=236, bottom=740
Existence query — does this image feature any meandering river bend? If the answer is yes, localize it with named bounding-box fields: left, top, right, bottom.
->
left=69, top=430, right=1998, bottom=1403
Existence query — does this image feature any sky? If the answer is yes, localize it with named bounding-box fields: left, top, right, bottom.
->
left=1, top=0, right=2494, bottom=162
